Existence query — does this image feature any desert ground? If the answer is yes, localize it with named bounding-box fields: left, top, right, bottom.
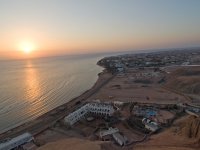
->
left=37, top=115, right=200, bottom=150
left=88, top=68, right=190, bottom=104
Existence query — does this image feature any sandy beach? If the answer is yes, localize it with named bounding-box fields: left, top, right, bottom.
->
left=0, top=68, right=114, bottom=141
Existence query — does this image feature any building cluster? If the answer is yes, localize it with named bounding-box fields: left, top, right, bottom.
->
left=130, top=103, right=200, bottom=133
left=132, top=106, right=160, bottom=132
left=64, top=102, right=115, bottom=125
left=98, top=57, right=126, bottom=73
left=131, top=71, right=160, bottom=79
left=98, top=49, right=200, bottom=73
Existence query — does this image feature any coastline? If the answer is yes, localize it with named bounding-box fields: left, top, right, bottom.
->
left=0, top=64, right=114, bottom=140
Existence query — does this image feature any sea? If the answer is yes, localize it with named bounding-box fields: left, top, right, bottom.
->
left=0, top=54, right=105, bottom=133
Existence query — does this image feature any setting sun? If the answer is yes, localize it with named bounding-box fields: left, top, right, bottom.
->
left=20, top=42, right=35, bottom=54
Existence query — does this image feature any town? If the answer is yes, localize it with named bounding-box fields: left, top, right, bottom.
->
left=98, top=48, right=200, bottom=71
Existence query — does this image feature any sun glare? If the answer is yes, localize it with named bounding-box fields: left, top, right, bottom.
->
left=20, top=42, right=35, bottom=54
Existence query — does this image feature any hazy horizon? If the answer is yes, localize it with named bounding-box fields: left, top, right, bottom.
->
left=1, top=0, right=200, bottom=59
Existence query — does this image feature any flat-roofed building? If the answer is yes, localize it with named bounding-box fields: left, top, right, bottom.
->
left=112, top=133, right=128, bottom=146
left=88, top=103, right=114, bottom=116
left=64, top=104, right=89, bottom=125
left=99, top=127, right=119, bottom=138
left=145, top=123, right=159, bottom=132
left=142, top=118, right=159, bottom=132
left=64, top=102, right=114, bottom=125
left=0, top=132, right=34, bottom=150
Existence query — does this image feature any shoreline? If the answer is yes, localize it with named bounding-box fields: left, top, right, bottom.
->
left=0, top=65, right=114, bottom=140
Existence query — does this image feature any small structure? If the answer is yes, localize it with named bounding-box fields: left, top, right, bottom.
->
left=0, top=132, right=34, bottom=150
left=145, top=123, right=159, bottom=132
left=112, top=133, right=128, bottom=146
left=142, top=118, right=159, bottom=132
left=64, top=102, right=114, bottom=125
left=98, top=127, right=129, bottom=146
left=99, top=127, right=119, bottom=138
left=185, top=109, right=200, bottom=117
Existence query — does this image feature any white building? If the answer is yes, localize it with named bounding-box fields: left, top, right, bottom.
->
left=142, top=118, right=159, bottom=132
left=87, top=103, right=114, bottom=116
left=0, top=132, right=34, bottom=150
left=98, top=127, right=129, bottom=146
left=99, top=127, right=119, bottom=138
left=112, top=132, right=128, bottom=146
left=64, top=104, right=89, bottom=125
left=145, top=123, right=159, bottom=132
left=64, top=102, right=114, bottom=125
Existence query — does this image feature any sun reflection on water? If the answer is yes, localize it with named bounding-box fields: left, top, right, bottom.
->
left=25, top=61, right=40, bottom=99
left=24, top=61, right=45, bottom=117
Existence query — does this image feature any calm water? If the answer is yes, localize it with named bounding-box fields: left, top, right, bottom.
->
left=0, top=54, right=103, bottom=133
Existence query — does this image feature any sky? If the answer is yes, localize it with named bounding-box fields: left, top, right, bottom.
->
left=0, top=0, right=200, bottom=59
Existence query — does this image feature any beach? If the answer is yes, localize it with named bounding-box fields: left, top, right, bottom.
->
left=0, top=67, right=113, bottom=141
